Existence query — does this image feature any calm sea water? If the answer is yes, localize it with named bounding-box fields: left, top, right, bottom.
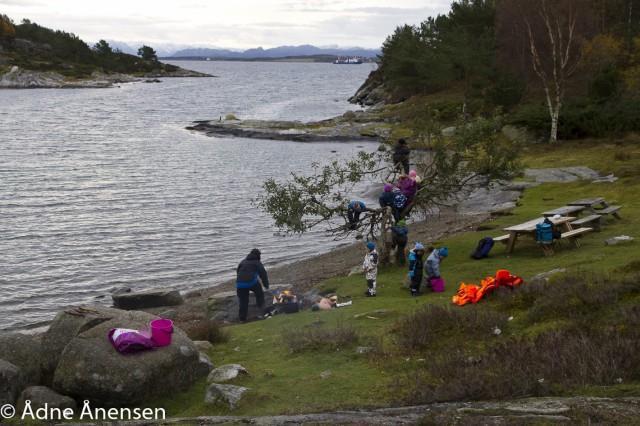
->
left=0, top=61, right=378, bottom=331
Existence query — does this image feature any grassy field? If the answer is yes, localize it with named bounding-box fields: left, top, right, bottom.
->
left=157, top=137, right=640, bottom=417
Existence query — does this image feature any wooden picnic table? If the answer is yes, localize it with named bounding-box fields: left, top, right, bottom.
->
left=568, top=197, right=609, bottom=212
left=503, top=216, right=575, bottom=254
left=541, top=205, right=586, bottom=217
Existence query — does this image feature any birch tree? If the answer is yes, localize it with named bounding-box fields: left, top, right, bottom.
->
left=524, top=0, right=582, bottom=143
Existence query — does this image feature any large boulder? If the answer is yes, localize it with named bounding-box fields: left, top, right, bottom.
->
left=17, top=386, right=77, bottom=413
left=51, top=306, right=207, bottom=406
left=112, top=289, right=184, bottom=310
left=0, top=332, right=45, bottom=384
left=40, top=307, right=114, bottom=385
left=0, top=359, right=26, bottom=405
left=204, top=384, right=249, bottom=410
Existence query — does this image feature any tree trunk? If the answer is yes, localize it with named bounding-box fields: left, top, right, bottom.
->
left=378, top=208, right=393, bottom=265
left=549, top=109, right=559, bottom=143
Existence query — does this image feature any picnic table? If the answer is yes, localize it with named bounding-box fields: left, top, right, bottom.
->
left=502, top=216, right=576, bottom=254
left=541, top=205, right=586, bottom=217
left=568, top=197, right=622, bottom=219
left=568, top=197, right=607, bottom=211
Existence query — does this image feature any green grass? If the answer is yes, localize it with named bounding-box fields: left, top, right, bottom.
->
left=155, top=138, right=640, bottom=416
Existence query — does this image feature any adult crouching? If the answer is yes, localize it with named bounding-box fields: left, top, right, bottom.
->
left=236, top=248, right=270, bottom=322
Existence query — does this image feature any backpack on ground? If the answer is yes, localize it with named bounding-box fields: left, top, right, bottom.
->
left=471, top=237, right=495, bottom=259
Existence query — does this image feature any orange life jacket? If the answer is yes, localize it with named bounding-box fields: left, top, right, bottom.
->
left=452, top=270, right=523, bottom=306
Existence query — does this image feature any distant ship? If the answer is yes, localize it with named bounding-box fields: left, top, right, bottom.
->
left=334, top=57, right=363, bottom=65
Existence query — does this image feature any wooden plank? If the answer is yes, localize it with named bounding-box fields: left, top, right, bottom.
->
left=568, top=197, right=605, bottom=207
left=598, top=205, right=621, bottom=215
left=571, top=214, right=602, bottom=225
left=571, top=214, right=602, bottom=231
left=542, top=205, right=585, bottom=217
left=493, top=234, right=510, bottom=243
left=561, top=227, right=593, bottom=239
left=504, top=216, right=576, bottom=232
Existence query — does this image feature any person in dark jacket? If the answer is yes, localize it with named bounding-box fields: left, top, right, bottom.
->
left=236, top=248, right=269, bottom=322
left=392, top=138, right=410, bottom=174
left=378, top=183, right=395, bottom=208
left=391, top=220, right=409, bottom=265
left=408, top=242, right=425, bottom=296
left=347, top=200, right=366, bottom=230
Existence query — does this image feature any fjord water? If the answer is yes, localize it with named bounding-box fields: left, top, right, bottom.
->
left=0, top=61, right=377, bottom=331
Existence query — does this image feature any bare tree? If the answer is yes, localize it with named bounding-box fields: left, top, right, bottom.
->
left=524, top=0, right=583, bottom=143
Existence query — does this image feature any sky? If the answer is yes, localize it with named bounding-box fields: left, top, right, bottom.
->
left=0, top=0, right=452, bottom=49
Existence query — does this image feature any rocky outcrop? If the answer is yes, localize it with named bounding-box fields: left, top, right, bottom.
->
left=204, top=384, right=250, bottom=410
left=112, top=289, right=184, bottom=310
left=457, top=181, right=525, bottom=215
left=144, top=68, right=212, bottom=78
left=49, top=306, right=207, bottom=406
left=524, top=166, right=600, bottom=183
left=348, top=68, right=387, bottom=107
left=186, top=110, right=390, bottom=143
left=16, top=386, right=77, bottom=413
left=0, top=65, right=212, bottom=89
left=0, top=66, right=117, bottom=88
left=0, top=359, right=26, bottom=405
left=207, top=364, right=249, bottom=383
left=0, top=332, right=45, bottom=384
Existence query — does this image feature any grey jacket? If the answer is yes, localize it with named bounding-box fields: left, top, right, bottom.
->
left=425, top=250, right=442, bottom=278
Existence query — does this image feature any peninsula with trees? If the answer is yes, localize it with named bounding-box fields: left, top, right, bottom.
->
left=0, top=15, right=210, bottom=88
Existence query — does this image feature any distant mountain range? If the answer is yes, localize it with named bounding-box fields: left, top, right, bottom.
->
left=169, top=45, right=380, bottom=59
left=100, top=41, right=379, bottom=59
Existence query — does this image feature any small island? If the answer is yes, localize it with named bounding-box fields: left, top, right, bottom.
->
left=0, top=15, right=211, bottom=88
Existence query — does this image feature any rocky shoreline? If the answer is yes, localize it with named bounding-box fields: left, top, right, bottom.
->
left=0, top=65, right=213, bottom=89
left=0, top=163, right=616, bottom=418
left=186, top=109, right=392, bottom=142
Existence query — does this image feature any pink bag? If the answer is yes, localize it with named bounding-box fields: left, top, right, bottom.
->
left=431, top=277, right=445, bottom=292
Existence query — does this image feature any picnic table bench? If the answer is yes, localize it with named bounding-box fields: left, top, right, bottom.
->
left=497, top=216, right=592, bottom=255
left=568, top=197, right=622, bottom=219
left=571, top=214, right=603, bottom=231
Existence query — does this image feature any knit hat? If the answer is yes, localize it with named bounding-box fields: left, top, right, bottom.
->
left=409, top=170, right=417, bottom=178
left=366, top=241, right=376, bottom=251
left=414, top=242, right=424, bottom=250
left=383, top=183, right=393, bottom=192
left=439, top=247, right=449, bottom=257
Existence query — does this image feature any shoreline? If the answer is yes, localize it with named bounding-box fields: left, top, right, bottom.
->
left=0, top=65, right=214, bottom=89
left=186, top=109, right=391, bottom=143
left=146, top=210, right=491, bottom=329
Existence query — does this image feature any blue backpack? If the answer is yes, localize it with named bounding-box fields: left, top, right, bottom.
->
left=393, top=193, right=407, bottom=209
left=536, top=222, right=553, bottom=244
left=471, top=237, right=495, bottom=259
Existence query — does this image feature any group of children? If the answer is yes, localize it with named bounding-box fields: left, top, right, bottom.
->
left=362, top=240, right=449, bottom=297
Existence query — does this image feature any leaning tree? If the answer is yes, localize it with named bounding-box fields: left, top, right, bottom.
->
left=258, top=115, right=520, bottom=264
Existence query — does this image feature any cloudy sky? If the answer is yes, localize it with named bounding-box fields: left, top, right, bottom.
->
left=0, top=0, right=452, bottom=49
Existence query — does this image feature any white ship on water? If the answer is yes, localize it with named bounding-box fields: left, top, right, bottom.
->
left=333, top=57, right=363, bottom=65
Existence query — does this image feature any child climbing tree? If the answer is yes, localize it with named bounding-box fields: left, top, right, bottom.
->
left=258, top=115, right=520, bottom=264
